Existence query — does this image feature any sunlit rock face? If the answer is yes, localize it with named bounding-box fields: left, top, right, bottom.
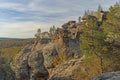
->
left=36, top=20, right=83, bottom=69
left=10, top=20, right=83, bottom=80
left=49, top=58, right=85, bottom=80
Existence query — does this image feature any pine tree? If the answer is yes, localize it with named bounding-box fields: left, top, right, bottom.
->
left=80, top=16, right=107, bottom=73
left=84, top=10, right=91, bottom=17
left=97, top=4, right=103, bottom=12
left=102, top=3, right=120, bottom=71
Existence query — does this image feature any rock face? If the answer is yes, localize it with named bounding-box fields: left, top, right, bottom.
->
left=49, top=55, right=93, bottom=80
left=0, top=58, right=15, bottom=80
left=93, top=71, right=120, bottom=80
left=49, top=58, right=85, bottom=80
left=43, top=21, right=82, bottom=69
left=33, top=20, right=83, bottom=70
left=61, top=21, right=82, bottom=58
left=42, top=43, right=57, bottom=69
left=10, top=44, right=49, bottom=80
left=10, top=20, right=83, bottom=80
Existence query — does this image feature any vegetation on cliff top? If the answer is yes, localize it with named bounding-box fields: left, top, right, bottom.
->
left=80, top=3, right=120, bottom=73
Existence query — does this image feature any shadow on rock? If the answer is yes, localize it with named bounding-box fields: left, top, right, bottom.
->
left=50, top=77, right=72, bottom=80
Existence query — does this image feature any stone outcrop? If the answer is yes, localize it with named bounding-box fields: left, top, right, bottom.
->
left=11, top=20, right=83, bottom=80
left=10, top=19, right=120, bottom=80
left=42, top=43, right=57, bottom=69
left=0, top=58, right=15, bottom=80
left=33, top=20, right=83, bottom=70
left=93, top=71, right=120, bottom=80
left=49, top=56, right=86, bottom=80
left=10, top=44, right=49, bottom=80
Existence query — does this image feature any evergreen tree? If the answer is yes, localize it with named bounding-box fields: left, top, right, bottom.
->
left=80, top=16, right=107, bottom=73
left=97, top=4, right=103, bottom=12
left=84, top=10, right=91, bottom=17
left=80, top=3, right=120, bottom=72
left=102, top=3, right=120, bottom=71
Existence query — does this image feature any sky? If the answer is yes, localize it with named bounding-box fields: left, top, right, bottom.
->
left=0, top=0, right=119, bottom=38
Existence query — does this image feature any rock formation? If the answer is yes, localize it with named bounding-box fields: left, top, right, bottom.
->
left=10, top=20, right=83, bottom=80
left=49, top=56, right=86, bottom=80
left=33, top=20, right=83, bottom=69
left=93, top=71, right=120, bottom=80
left=10, top=18, right=120, bottom=80
left=10, top=44, right=49, bottom=80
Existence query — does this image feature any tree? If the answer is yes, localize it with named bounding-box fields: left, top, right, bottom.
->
left=35, top=28, right=41, bottom=38
left=37, top=28, right=41, bottom=33
left=80, top=3, right=120, bottom=73
left=101, top=3, right=120, bottom=71
left=97, top=4, right=103, bottom=12
left=80, top=15, right=107, bottom=73
left=49, top=25, right=56, bottom=37
left=103, top=3, right=120, bottom=34
left=83, top=10, right=91, bottom=17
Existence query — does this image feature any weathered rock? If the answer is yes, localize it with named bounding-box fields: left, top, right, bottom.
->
left=10, top=44, right=49, bottom=80
left=49, top=56, right=88, bottom=80
left=93, top=71, right=120, bottom=80
left=62, top=21, right=82, bottom=58
left=28, top=50, right=49, bottom=80
left=42, top=43, right=57, bottom=69
left=11, top=20, right=83, bottom=79
left=66, top=39, right=81, bottom=58
left=0, top=59, right=16, bottom=80
left=33, top=21, right=82, bottom=71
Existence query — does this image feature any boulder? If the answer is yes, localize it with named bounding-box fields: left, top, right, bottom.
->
left=93, top=71, right=120, bottom=80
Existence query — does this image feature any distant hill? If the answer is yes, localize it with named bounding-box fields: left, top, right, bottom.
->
left=0, top=37, right=33, bottom=41
left=0, top=37, right=34, bottom=49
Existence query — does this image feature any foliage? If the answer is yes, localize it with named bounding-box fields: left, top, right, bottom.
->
left=0, top=47, right=22, bottom=59
left=97, top=4, right=103, bottom=12
left=80, top=3, right=120, bottom=75
left=0, top=39, right=33, bottom=49
left=101, top=3, right=120, bottom=71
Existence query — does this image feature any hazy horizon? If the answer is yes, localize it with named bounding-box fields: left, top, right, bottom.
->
left=0, top=0, right=119, bottom=38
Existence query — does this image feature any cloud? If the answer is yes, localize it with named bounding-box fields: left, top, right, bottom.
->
left=0, top=21, right=53, bottom=38
left=0, top=0, right=119, bottom=38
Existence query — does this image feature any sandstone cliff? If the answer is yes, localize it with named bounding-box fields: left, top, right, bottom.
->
left=10, top=20, right=83, bottom=80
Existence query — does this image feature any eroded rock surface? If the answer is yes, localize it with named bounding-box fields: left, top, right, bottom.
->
left=10, top=20, right=83, bottom=80
left=49, top=55, right=87, bottom=80
left=93, top=71, right=120, bottom=80
left=10, top=44, right=49, bottom=80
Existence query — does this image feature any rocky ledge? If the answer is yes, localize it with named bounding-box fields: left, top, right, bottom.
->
left=93, top=71, right=120, bottom=80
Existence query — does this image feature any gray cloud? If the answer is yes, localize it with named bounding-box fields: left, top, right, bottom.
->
left=0, top=0, right=119, bottom=38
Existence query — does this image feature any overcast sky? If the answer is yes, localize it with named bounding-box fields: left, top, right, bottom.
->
left=0, top=0, right=119, bottom=38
